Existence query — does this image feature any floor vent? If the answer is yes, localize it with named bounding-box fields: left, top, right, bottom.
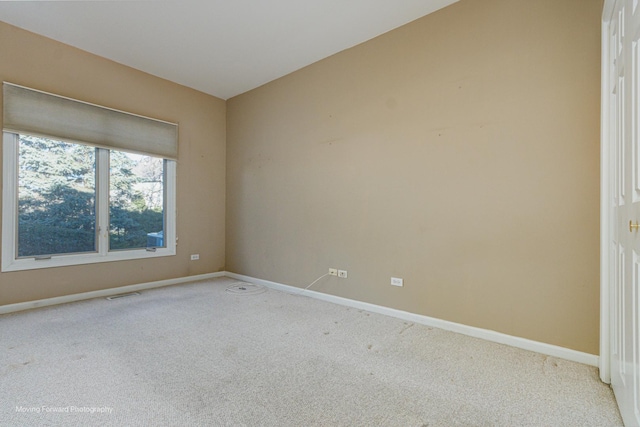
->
left=225, top=282, right=266, bottom=295
left=106, top=292, right=141, bottom=300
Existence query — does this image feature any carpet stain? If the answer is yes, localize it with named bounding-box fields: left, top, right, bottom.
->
left=542, top=356, right=562, bottom=376
left=8, top=359, right=35, bottom=370
left=222, top=346, right=238, bottom=357
left=399, top=323, right=415, bottom=335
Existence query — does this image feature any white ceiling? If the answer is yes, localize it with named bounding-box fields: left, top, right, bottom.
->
left=0, top=1, right=458, bottom=100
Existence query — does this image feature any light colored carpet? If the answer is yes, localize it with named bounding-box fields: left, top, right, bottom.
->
left=0, top=277, right=623, bottom=426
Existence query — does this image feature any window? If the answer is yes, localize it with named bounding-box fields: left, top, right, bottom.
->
left=109, top=149, right=166, bottom=251
left=2, top=83, right=177, bottom=271
left=17, top=135, right=97, bottom=258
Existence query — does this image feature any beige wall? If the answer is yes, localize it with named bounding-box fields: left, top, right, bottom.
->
left=227, top=0, right=603, bottom=354
left=0, top=22, right=226, bottom=305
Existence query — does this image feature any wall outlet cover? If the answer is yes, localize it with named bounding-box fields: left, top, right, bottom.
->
left=391, top=277, right=403, bottom=287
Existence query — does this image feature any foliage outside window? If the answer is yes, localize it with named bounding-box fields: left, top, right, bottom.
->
left=18, top=135, right=97, bottom=257
left=2, top=132, right=176, bottom=272
left=108, top=148, right=165, bottom=251
left=17, top=134, right=166, bottom=258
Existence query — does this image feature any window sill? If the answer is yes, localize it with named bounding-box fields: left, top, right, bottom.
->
left=1, top=247, right=176, bottom=272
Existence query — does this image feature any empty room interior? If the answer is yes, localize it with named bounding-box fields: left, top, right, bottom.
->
left=0, top=0, right=636, bottom=425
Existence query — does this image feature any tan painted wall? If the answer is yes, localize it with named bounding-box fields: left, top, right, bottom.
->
left=0, top=22, right=226, bottom=305
left=227, top=0, right=603, bottom=354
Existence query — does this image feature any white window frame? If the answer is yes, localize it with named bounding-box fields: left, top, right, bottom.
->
left=1, top=132, right=177, bottom=272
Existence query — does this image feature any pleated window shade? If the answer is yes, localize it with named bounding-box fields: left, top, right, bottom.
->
left=2, top=82, right=178, bottom=159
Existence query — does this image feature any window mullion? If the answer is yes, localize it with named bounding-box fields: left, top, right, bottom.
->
left=96, top=149, right=110, bottom=255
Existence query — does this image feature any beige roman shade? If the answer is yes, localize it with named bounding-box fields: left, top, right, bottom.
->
left=2, top=82, right=178, bottom=159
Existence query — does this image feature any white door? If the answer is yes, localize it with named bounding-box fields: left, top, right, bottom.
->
left=608, top=0, right=640, bottom=425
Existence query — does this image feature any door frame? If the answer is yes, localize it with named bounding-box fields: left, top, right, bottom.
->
left=600, top=0, right=615, bottom=385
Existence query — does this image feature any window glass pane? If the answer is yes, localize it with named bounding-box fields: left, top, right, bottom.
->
left=109, top=151, right=165, bottom=250
left=18, top=135, right=96, bottom=257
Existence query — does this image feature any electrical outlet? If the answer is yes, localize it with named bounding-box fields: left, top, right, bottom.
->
left=391, top=277, right=403, bottom=287
left=329, top=268, right=338, bottom=276
left=190, top=254, right=200, bottom=261
left=338, top=270, right=348, bottom=278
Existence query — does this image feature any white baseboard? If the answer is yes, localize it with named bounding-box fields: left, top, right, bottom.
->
left=0, top=272, right=225, bottom=315
left=1, top=270, right=599, bottom=368
left=226, top=271, right=599, bottom=367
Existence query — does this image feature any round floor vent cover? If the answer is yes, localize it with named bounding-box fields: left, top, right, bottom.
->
left=225, top=282, right=266, bottom=295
